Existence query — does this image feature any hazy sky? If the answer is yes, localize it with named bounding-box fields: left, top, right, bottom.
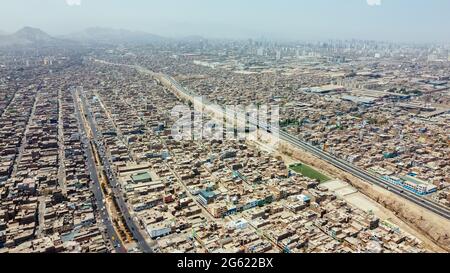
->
left=1, top=0, right=450, bottom=42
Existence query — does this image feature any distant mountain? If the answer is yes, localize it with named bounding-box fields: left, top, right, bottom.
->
left=14, top=27, right=54, bottom=42
left=180, top=35, right=208, bottom=43
left=0, top=30, right=7, bottom=36
left=0, top=27, right=73, bottom=48
left=63, top=27, right=168, bottom=45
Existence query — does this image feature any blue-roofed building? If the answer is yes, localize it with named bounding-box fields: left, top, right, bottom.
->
left=198, top=190, right=216, bottom=206
left=382, top=174, right=437, bottom=196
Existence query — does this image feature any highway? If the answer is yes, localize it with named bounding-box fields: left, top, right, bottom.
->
left=93, top=59, right=450, bottom=221
left=76, top=88, right=154, bottom=253
left=157, top=73, right=450, bottom=221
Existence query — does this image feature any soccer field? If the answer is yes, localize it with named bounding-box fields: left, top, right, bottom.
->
left=289, top=163, right=331, bottom=183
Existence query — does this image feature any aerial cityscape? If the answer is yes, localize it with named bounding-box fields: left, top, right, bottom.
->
left=0, top=0, right=449, bottom=255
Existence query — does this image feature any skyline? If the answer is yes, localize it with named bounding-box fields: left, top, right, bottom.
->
left=0, top=0, right=449, bottom=43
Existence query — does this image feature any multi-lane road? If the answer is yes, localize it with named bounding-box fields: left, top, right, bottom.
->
left=76, top=88, right=154, bottom=253
left=72, top=88, right=126, bottom=253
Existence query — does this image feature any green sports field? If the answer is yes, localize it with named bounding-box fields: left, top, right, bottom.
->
left=289, top=163, right=331, bottom=183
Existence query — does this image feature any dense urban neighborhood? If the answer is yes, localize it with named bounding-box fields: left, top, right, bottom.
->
left=0, top=25, right=449, bottom=253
